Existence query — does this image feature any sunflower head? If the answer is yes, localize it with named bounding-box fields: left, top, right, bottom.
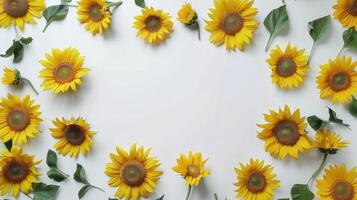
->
left=0, top=146, right=40, bottom=197
left=234, top=159, right=280, bottom=199
left=133, top=7, right=173, bottom=44
left=50, top=117, right=96, bottom=158
left=39, top=47, right=90, bottom=94
left=333, top=0, right=357, bottom=30
left=317, top=164, right=357, bottom=200
left=205, top=0, right=259, bottom=51
left=177, top=2, right=197, bottom=25
left=315, top=129, right=349, bottom=155
left=257, top=105, right=314, bottom=160
left=105, top=144, right=163, bottom=200
left=2, top=67, right=21, bottom=86
left=172, top=151, right=210, bottom=187
left=0, top=0, right=45, bottom=29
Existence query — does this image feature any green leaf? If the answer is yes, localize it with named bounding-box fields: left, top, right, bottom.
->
left=78, top=185, right=93, bottom=199
left=308, top=15, right=331, bottom=42
left=74, top=164, right=89, bottom=184
left=13, top=41, right=24, bottom=63
left=264, top=5, right=289, bottom=51
left=291, top=184, right=314, bottom=200
left=307, top=115, right=325, bottom=131
left=155, top=195, right=165, bottom=200
left=135, top=0, right=145, bottom=8
left=108, top=198, right=118, bottom=200
left=32, top=182, right=60, bottom=200
left=4, top=140, right=12, bottom=151
left=328, top=107, right=350, bottom=128
left=342, top=28, right=357, bottom=50
left=348, top=97, right=357, bottom=117
left=0, top=42, right=15, bottom=58
left=46, top=150, right=57, bottom=168
left=47, top=168, right=67, bottom=182
left=20, top=37, right=33, bottom=45
left=43, top=5, right=69, bottom=32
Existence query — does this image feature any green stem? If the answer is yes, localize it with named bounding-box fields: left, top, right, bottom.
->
left=107, top=1, right=123, bottom=9
left=196, top=21, right=201, bottom=40
left=185, top=185, right=192, bottom=200
left=307, top=153, right=328, bottom=185
left=214, top=193, right=218, bottom=200
left=265, top=34, right=274, bottom=52
left=282, top=0, right=286, bottom=4
left=66, top=4, right=78, bottom=7
left=59, top=169, right=69, bottom=177
left=338, top=46, right=345, bottom=57
left=22, top=78, right=39, bottom=95
left=307, top=41, right=316, bottom=65
left=24, top=193, right=34, bottom=199
left=14, top=26, right=21, bottom=39
left=91, top=185, right=105, bottom=192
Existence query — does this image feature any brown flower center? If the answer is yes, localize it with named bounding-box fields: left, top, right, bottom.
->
left=247, top=173, right=266, bottom=193
left=145, top=16, right=162, bottom=32
left=120, top=160, right=146, bottom=186
left=54, top=63, right=75, bottom=83
left=221, top=12, right=243, bottom=35
left=3, top=159, right=29, bottom=183
left=329, top=71, right=351, bottom=92
left=332, top=180, right=354, bottom=200
left=276, top=57, right=297, bottom=78
left=6, top=108, right=30, bottom=131
left=273, top=120, right=300, bottom=146
left=64, top=124, right=85, bottom=145
left=187, top=165, right=200, bottom=178
left=347, top=0, right=357, bottom=16
left=89, top=4, right=103, bottom=21
left=3, top=0, right=29, bottom=18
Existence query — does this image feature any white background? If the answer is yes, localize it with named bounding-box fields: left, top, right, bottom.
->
left=1, top=0, right=357, bottom=199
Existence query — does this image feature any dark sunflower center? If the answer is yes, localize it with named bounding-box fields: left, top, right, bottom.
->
left=347, top=0, right=357, bottom=16
left=276, top=57, right=297, bottom=78
left=6, top=109, right=30, bottom=131
left=3, top=0, right=29, bottom=18
left=145, top=16, right=162, bottom=32
left=54, top=63, right=75, bottom=83
left=247, top=173, right=266, bottom=193
left=64, top=124, right=85, bottom=145
left=221, top=12, right=243, bottom=35
left=273, top=120, right=300, bottom=146
left=187, top=165, right=200, bottom=178
left=329, top=71, right=351, bottom=92
left=3, top=160, right=29, bottom=183
left=89, top=4, right=103, bottom=21
left=120, top=160, right=146, bottom=186
left=332, top=181, right=354, bottom=200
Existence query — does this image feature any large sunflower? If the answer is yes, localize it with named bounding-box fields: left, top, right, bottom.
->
left=316, top=164, right=357, bottom=200
left=50, top=117, right=96, bottom=158
left=257, top=105, right=314, bottom=160
left=333, top=0, right=357, bottom=30
left=234, top=159, right=280, bottom=200
left=205, top=0, right=259, bottom=51
left=172, top=151, right=210, bottom=187
left=0, top=0, right=45, bottom=29
left=0, top=94, right=42, bottom=146
left=0, top=147, right=40, bottom=197
left=317, top=56, right=357, bottom=104
left=77, top=0, right=111, bottom=35
left=267, top=43, right=309, bottom=89
left=39, top=47, right=90, bottom=94
left=315, top=129, right=349, bottom=155
left=133, top=7, right=173, bottom=44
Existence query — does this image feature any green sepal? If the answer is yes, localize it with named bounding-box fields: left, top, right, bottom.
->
left=4, top=140, right=12, bottom=151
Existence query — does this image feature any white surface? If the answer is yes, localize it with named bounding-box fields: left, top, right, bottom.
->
left=0, top=0, right=356, bottom=199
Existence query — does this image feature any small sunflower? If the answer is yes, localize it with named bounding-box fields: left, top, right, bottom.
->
left=2, top=67, right=39, bottom=94
left=267, top=43, right=309, bottom=89
left=0, top=0, right=45, bottom=29
left=172, top=151, right=210, bottom=187
left=315, top=129, right=349, bottom=155
left=257, top=105, right=314, bottom=160
left=133, top=7, right=173, bottom=44
left=316, top=164, right=357, bottom=200
left=0, top=94, right=42, bottom=146
left=0, top=147, right=40, bottom=197
left=317, top=56, right=357, bottom=104
left=234, top=159, right=280, bottom=200
left=50, top=117, right=96, bottom=158
left=39, top=47, right=90, bottom=94
left=105, top=144, right=163, bottom=200
left=333, top=0, right=357, bottom=30
left=205, top=0, right=259, bottom=51
left=177, top=3, right=196, bottom=25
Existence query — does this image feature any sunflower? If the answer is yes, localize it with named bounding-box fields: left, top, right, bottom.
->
left=172, top=151, right=210, bottom=187
left=177, top=2, right=196, bottom=25
left=50, top=117, right=96, bottom=158
left=315, top=129, right=349, bottom=155
left=333, top=0, right=357, bottom=30
left=267, top=43, right=309, bottom=89
left=257, top=105, right=314, bottom=160
left=317, top=56, right=357, bottom=104
left=205, top=0, right=259, bottom=51
left=0, top=94, right=42, bottom=146
left=0, top=146, right=40, bottom=197
left=316, top=164, right=357, bottom=200
left=133, top=7, right=173, bottom=44
left=2, top=67, right=18, bottom=85
left=234, top=159, right=280, bottom=200
left=39, top=47, right=90, bottom=94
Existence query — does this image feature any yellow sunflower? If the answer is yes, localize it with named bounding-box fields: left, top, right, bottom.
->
left=317, top=56, right=357, bottom=104
left=333, top=0, right=357, bottom=30
left=257, top=105, right=314, bottom=160
left=39, top=47, right=90, bottom=94
left=105, top=144, right=162, bottom=200
left=267, top=43, right=309, bottom=89
left=0, top=94, right=42, bottom=146
left=177, top=2, right=196, bottom=25
left=205, top=0, right=259, bottom=51
left=0, top=146, right=40, bottom=197
left=172, top=151, right=210, bottom=187
left=316, top=164, right=357, bottom=200
left=2, top=67, right=18, bottom=85
left=315, top=129, right=349, bottom=155
left=133, top=7, right=173, bottom=44
left=234, top=159, right=280, bottom=200
left=77, top=0, right=111, bottom=35
left=50, top=117, right=96, bottom=158
left=0, top=0, right=45, bottom=29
